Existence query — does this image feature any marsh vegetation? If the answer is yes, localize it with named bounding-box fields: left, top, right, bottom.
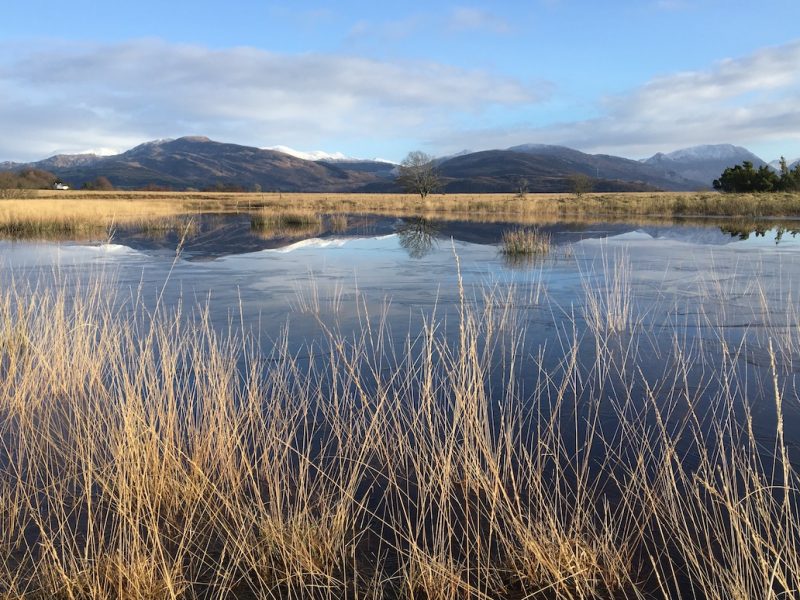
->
left=250, top=209, right=323, bottom=239
left=19, top=189, right=800, bottom=221
left=0, top=195, right=799, bottom=598
left=500, top=227, right=551, bottom=257
left=0, top=252, right=798, bottom=598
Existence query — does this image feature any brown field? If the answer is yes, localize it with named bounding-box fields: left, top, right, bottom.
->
left=0, top=190, right=799, bottom=242
left=24, top=189, right=800, bottom=219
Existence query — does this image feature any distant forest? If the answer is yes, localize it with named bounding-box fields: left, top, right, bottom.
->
left=0, top=168, right=57, bottom=192
left=0, top=168, right=256, bottom=194
left=714, top=158, right=800, bottom=193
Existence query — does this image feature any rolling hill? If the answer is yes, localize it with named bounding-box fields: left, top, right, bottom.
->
left=0, top=137, right=777, bottom=193
left=47, top=137, right=387, bottom=191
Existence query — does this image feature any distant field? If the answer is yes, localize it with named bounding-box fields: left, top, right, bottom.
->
left=13, top=189, right=800, bottom=221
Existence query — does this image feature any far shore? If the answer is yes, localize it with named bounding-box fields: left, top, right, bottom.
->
left=3, top=190, right=800, bottom=225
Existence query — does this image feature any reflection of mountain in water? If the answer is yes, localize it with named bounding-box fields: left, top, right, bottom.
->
left=109, top=213, right=400, bottom=260
left=103, top=213, right=800, bottom=260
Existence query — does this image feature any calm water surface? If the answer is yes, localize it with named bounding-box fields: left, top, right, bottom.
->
left=2, top=213, right=800, bottom=455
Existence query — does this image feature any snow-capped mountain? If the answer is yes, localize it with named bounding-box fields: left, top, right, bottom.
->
left=36, top=153, right=104, bottom=170
left=265, top=145, right=396, bottom=164
left=643, top=144, right=767, bottom=186
left=655, top=144, right=757, bottom=162
left=266, top=145, right=350, bottom=162
left=768, top=158, right=800, bottom=172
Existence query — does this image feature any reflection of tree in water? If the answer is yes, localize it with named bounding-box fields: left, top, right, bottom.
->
left=396, top=217, right=440, bottom=259
left=719, top=224, right=800, bottom=244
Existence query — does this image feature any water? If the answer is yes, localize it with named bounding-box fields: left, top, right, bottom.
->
left=3, top=212, right=800, bottom=596
left=4, top=213, right=800, bottom=429
left=2, top=214, right=799, bottom=358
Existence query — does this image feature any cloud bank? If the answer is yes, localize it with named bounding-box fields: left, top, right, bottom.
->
left=1, top=38, right=798, bottom=162
left=436, top=40, right=800, bottom=158
left=0, top=39, right=540, bottom=161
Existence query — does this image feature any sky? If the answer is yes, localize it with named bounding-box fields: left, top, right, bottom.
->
left=1, top=1, right=799, bottom=163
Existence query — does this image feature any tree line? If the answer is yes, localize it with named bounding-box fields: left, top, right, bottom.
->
left=713, top=158, right=800, bottom=193
left=0, top=168, right=117, bottom=194
left=0, top=168, right=57, bottom=190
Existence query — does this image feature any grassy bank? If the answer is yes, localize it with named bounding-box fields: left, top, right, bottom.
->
left=3, top=193, right=800, bottom=243
left=0, top=199, right=201, bottom=240
left=0, top=265, right=797, bottom=598
left=27, top=189, right=800, bottom=219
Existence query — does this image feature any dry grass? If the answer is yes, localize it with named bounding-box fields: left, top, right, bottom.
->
left=28, top=188, right=800, bottom=219
left=250, top=209, right=322, bottom=239
left=581, top=248, right=633, bottom=334
left=1, top=192, right=799, bottom=243
left=500, top=227, right=551, bottom=256
left=0, top=256, right=798, bottom=599
left=0, top=199, right=200, bottom=240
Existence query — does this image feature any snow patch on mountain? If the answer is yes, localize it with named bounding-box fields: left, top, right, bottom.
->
left=266, top=145, right=349, bottom=161
left=266, top=146, right=397, bottom=164
left=657, top=144, right=754, bottom=162
left=78, top=147, right=119, bottom=157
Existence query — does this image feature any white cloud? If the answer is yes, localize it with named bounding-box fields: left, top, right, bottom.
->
left=5, top=37, right=797, bottom=164
left=447, top=7, right=512, bottom=34
left=345, top=15, right=426, bottom=43
left=0, top=39, right=541, bottom=161
left=434, top=40, right=800, bottom=158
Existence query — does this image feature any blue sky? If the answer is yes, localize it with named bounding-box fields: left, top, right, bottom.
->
left=1, top=1, right=799, bottom=162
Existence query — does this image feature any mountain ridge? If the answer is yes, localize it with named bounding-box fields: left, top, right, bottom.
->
left=642, top=144, right=767, bottom=186
left=1, top=137, right=780, bottom=193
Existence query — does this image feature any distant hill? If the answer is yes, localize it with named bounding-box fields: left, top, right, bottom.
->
left=643, top=144, right=767, bottom=187
left=507, top=144, right=701, bottom=190
left=364, top=147, right=701, bottom=193
left=317, top=160, right=396, bottom=177
left=1, top=136, right=777, bottom=193
left=25, top=137, right=386, bottom=191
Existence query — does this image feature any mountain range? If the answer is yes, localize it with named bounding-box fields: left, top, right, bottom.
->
left=641, top=144, right=770, bottom=188
left=0, top=137, right=789, bottom=193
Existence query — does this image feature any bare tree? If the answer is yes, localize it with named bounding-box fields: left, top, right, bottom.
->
left=568, top=173, right=593, bottom=198
left=396, top=151, right=440, bottom=198
left=514, top=176, right=529, bottom=199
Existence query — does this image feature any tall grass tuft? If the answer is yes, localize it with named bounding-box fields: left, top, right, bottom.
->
left=0, top=266, right=797, bottom=599
left=250, top=209, right=322, bottom=239
left=582, top=246, right=633, bottom=334
left=500, top=226, right=551, bottom=256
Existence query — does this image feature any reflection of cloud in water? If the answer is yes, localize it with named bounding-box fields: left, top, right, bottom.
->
left=0, top=242, right=144, bottom=268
